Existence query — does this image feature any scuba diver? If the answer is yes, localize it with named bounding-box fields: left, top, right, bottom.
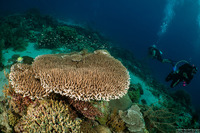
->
left=148, top=45, right=174, bottom=65
left=165, top=61, right=198, bottom=88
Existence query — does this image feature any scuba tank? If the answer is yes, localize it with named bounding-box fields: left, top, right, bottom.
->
left=172, top=60, right=189, bottom=87
left=173, top=60, right=189, bottom=72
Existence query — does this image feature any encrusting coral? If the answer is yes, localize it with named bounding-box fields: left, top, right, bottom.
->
left=9, top=50, right=130, bottom=101
left=14, top=99, right=82, bottom=133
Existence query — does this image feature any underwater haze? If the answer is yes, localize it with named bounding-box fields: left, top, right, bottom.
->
left=2, top=0, right=199, bottom=108
left=1, top=0, right=200, bottom=132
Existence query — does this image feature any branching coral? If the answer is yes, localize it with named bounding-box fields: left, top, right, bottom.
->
left=14, top=99, right=82, bottom=133
left=7, top=110, right=19, bottom=127
left=9, top=50, right=130, bottom=101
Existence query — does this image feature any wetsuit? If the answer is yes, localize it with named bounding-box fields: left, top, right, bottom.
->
left=166, top=63, right=195, bottom=88
left=148, top=46, right=163, bottom=62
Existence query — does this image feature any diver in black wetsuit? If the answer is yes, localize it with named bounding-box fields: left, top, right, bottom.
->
left=166, top=63, right=198, bottom=88
left=148, top=45, right=174, bottom=65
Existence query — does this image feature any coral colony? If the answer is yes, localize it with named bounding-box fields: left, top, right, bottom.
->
left=9, top=50, right=130, bottom=101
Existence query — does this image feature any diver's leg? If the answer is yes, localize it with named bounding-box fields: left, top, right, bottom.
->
left=170, top=79, right=180, bottom=88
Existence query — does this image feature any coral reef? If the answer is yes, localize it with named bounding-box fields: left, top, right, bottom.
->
left=106, top=109, right=126, bottom=132
left=119, top=104, right=145, bottom=133
left=0, top=39, right=5, bottom=71
left=3, top=82, right=33, bottom=117
left=170, top=89, right=191, bottom=109
left=10, top=94, right=33, bottom=116
left=68, top=98, right=103, bottom=120
left=128, top=83, right=143, bottom=103
left=176, top=112, right=194, bottom=129
left=0, top=20, right=28, bottom=51
left=0, top=97, right=12, bottom=133
left=109, top=93, right=132, bottom=111
left=80, top=120, right=112, bottom=133
left=140, top=103, right=177, bottom=133
left=36, top=24, right=109, bottom=51
left=80, top=120, right=98, bottom=133
left=56, top=26, right=78, bottom=43
left=1, top=10, right=199, bottom=133
left=94, top=101, right=110, bottom=125
left=160, top=96, right=199, bottom=129
left=14, top=99, right=82, bottom=133
left=7, top=110, right=19, bottom=127
left=0, top=9, right=109, bottom=52
left=94, top=125, right=111, bottom=133
left=9, top=50, right=130, bottom=101
left=36, top=26, right=61, bottom=49
left=4, top=82, right=33, bottom=116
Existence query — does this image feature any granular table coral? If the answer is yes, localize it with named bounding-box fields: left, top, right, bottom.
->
left=9, top=50, right=130, bottom=101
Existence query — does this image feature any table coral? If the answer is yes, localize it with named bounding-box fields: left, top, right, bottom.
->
left=9, top=50, right=130, bottom=101
left=9, top=63, right=50, bottom=99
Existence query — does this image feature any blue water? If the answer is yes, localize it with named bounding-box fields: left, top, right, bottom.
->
left=1, top=0, right=199, bottom=108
